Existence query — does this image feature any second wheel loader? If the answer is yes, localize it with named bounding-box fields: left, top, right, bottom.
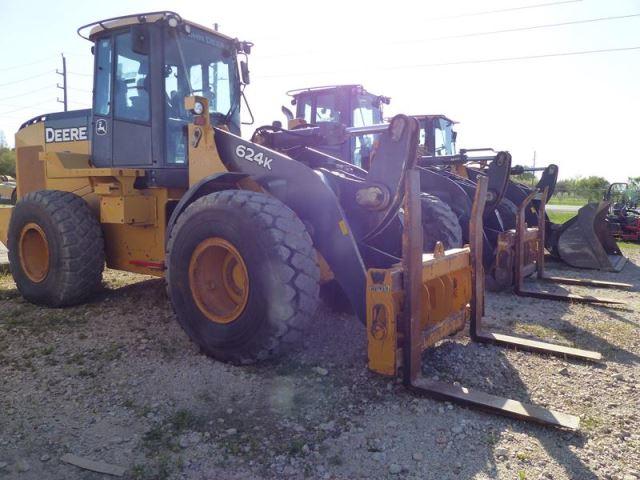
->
left=281, top=84, right=626, bottom=275
left=0, top=11, right=604, bottom=430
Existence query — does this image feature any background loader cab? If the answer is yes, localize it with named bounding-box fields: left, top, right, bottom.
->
left=85, top=12, right=249, bottom=187
left=415, top=114, right=457, bottom=157
left=284, top=85, right=388, bottom=169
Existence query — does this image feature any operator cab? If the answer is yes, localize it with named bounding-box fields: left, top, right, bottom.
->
left=287, top=85, right=388, bottom=169
left=414, top=115, right=458, bottom=157
left=79, top=11, right=251, bottom=187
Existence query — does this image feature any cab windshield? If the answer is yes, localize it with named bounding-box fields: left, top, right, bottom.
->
left=352, top=93, right=383, bottom=127
left=352, top=93, right=383, bottom=169
left=433, top=118, right=456, bottom=156
left=164, top=26, right=239, bottom=163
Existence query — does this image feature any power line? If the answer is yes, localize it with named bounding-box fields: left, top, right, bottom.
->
left=427, top=0, right=581, bottom=21
left=395, top=12, right=640, bottom=44
left=0, top=57, right=53, bottom=73
left=68, top=86, right=93, bottom=93
left=260, top=13, right=640, bottom=59
left=0, top=71, right=54, bottom=88
left=0, top=100, right=57, bottom=116
left=67, top=71, right=92, bottom=77
left=0, top=86, right=53, bottom=102
left=393, top=45, right=640, bottom=69
left=256, top=45, right=640, bottom=79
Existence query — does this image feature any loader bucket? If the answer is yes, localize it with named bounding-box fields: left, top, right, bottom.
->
left=553, top=201, right=627, bottom=271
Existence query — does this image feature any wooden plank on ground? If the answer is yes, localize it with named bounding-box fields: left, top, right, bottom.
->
left=61, top=454, right=126, bottom=477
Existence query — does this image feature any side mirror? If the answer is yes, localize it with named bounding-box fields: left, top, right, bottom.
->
left=240, top=61, right=250, bottom=85
left=452, top=131, right=458, bottom=143
left=131, top=25, right=150, bottom=55
left=281, top=106, right=294, bottom=121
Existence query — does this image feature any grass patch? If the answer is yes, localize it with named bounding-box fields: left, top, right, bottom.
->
left=548, top=196, right=587, bottom=206
left=287, top=438, right=306, bottom=456
left=1, top=304, right=88, bottom=334
left=168, top=409, right=199, bottom=431
left=142, top=409, right=200, bottom=454
left=619, top=241, right=640, bottom=252
left=130, top=453, right=179, bottom=480
left=546, top=210, right=577, bottom=224
left=514, top=323, right=566, bottom=342
left=581, top=415, right=602, bottom=432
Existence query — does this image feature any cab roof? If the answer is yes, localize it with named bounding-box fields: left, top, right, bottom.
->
left=287, top=84, right=368, bottom=97
left=413, top=114, right=458, bottom=124
left=77, top=11, right=236, bottom=44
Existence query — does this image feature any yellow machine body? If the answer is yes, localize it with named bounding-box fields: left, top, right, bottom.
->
left=366, top=243, right=472, bottom=376
left=0, top=97, right=234, bottom=277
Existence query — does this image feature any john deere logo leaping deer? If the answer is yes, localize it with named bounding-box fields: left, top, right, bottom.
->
left=95, top=119, right=108, bottom=136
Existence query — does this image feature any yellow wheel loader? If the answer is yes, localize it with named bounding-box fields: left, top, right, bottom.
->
left=0, top=12, right=603, bottom=428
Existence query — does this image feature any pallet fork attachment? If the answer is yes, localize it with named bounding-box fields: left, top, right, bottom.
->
left=367, top=172, right=604, bottom=429
left=511, top=189, right=630, bottom=304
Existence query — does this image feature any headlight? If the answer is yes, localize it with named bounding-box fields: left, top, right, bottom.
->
left=193, top=101, right=205, bottom=115
left=167, top=16, right=179, bottom=28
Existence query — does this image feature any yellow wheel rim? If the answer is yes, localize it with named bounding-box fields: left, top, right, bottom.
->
left=19, top=223, right=50, bottom=283
left=188, top=237, right=249, bottom=324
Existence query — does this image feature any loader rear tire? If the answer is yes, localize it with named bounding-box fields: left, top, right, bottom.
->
left=421, top=193, right=462, bottom=251
left=7, top=190, right=104, bottom=307
left=166, top=190, right=320, bottom=365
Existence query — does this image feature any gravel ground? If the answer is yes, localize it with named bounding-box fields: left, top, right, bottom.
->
left=0, top=246, right=638, bottom=480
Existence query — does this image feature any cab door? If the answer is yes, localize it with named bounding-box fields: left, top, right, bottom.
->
left=91, top=37, right=113, bottom=166
left=91, top=29, right=153, bottom=167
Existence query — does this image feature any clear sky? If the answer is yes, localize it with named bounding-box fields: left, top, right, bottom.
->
left=0, top=0, right=638, bottom=181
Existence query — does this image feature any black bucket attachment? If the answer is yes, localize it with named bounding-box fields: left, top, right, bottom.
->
left=551, top=201, right=627, bottom=272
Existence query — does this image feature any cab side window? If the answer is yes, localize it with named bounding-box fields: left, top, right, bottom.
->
left=114, top=32, right=150, bottom=122
left=94, top=38, right=112, bottom=116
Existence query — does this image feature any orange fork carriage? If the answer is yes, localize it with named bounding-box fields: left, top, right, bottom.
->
left=365, top=173, right=608, bottom=429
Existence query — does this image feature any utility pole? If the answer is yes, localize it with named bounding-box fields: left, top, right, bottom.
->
left=532, top=150, right=537, bottom=186
left=56, top=53, right=67, bottom=112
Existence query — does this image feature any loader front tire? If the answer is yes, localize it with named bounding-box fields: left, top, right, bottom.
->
left=8, top=190, right=105, bottom=306
left=166, top=190, right=320, bottom=364
left=421, top=193, right=463, bottom=251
